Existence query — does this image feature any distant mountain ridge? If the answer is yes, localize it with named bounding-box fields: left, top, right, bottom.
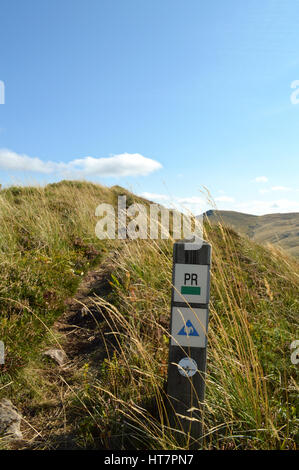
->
left=205, top=210, right=299, bottom=258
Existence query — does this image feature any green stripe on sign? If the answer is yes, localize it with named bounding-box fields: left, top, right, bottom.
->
left=181, top=286, right=201, bottom=295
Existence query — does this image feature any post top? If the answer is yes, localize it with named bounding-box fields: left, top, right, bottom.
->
left=173, top=239, right=212, bottom=265
left=174, top=239, right=211, bottom=248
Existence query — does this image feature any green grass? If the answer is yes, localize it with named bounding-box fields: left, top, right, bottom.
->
left=0, top=181, right=298, bottom=450
left=0, top=181, right=117, bottom=383
left=86, top=223, right=298, bottom=450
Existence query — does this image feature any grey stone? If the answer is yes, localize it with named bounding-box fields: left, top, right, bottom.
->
left=43, top=348, right=68, bottom=366
left=0, top=399, right=23, bottom=440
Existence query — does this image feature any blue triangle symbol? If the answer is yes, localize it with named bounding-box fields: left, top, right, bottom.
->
left=177, top=320, right=199, bottom=337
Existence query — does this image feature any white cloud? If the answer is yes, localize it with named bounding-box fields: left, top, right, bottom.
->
left=0, top=149, right=162, bottom=178
left=259, top=186, right=293, bottom=194
left=140, top=192, right=171, bottom=202
left=140, top=192, right=204, bottom=205
left=233, top=199, right=299, bottom=215
left=140, top=191, right=299, bottom=216
left=0, top=149, right=64, bottom=173
left=67, top=153, right=162, bottom=177
left=258, top=189, right=270, bottom=194
left=215, top=196, right=235, bottom=202
left=139, top=193, right=205, bottom=206
left=271, top=186, right=292, bottom=192
left=177, top=196, right=205, bottom=205
left=169, top=196, right=207, bottom=215
left=139, top=192, right=207, bottom=214
left=254, top=176, right=269, bottom=183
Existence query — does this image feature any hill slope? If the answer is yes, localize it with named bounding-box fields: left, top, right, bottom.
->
left=0, top=181, right=298, bottom=450
left=205, top=210, right=299, bottom=258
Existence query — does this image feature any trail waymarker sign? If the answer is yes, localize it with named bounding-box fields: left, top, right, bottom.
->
left=167, top=240, right=212, bottom=446
left=177, top=357, right=198, bottom=377
left=171, top=307, right=208, bottom=348
left=173, top=264, right=209, bottom=303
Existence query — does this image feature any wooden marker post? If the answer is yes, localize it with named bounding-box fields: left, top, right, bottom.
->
left=167, top=240, right=212, bottom=447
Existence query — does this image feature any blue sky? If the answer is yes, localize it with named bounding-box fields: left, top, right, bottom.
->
left=0, top=0, right=299, bottom=215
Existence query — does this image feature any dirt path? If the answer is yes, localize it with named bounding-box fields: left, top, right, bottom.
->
left=17, top=252, right=118, bottom=450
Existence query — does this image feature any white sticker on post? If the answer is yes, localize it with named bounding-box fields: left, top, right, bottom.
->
left=171, top=307, right=208, bottom=348
left=177, top=357, right=198, bottom=377
left=174, top=264, right=209, bottom=304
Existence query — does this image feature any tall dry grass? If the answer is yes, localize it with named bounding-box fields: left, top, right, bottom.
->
left=86, top=221, right=298, bottom=449
left=0, top=181, right=297, bottom=450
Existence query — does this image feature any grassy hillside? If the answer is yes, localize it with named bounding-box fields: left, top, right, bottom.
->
left=0, top=181, right=147, bottom=388
left=205, top=210, right=299, bottom=258
left=0, top=181, right=298, bottom=450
